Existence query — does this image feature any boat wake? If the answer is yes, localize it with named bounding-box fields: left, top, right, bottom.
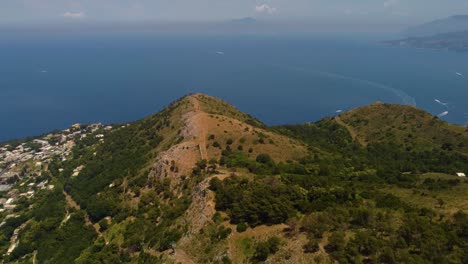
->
left=437, top=111, right=449, bottom=118
left=275, top=65, right=417, bottom=106
left=434, top=99, right=449, bottom=107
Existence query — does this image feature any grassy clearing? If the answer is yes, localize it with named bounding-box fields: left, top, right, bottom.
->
left=384, top=173, right=468, bottom=215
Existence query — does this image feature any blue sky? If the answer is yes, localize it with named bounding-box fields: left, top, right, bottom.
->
left=1, top=0, right=468, bottom=25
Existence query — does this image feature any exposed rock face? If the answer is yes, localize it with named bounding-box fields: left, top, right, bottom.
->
left=149, top=142, right=200, bottom=182
left=148, top=95, right=207, bottom=185
left=183, top=175, right=217, bottom=236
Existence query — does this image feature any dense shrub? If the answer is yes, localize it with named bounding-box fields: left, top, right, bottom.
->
left=252, top=237, right=281, bottom=262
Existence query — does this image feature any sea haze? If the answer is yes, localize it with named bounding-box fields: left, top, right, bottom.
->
left=1, top=32, right=468, bottom=141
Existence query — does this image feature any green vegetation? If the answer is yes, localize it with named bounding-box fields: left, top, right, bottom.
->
left=210, top=114, right=467, bottom=263
left=5, top=188, right=97, bottom=263
left=212, top=171, right=467, bottom=263
left=210, top=176, right=301, bottom=226
left=65, top=120, right=163, bottom=222
left=338, top=103, right=468, bottom=154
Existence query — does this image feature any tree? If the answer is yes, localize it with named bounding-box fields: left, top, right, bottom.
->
left=236, top=222, right=247, bottom=233
left=256, top=154, right=273, bottom=164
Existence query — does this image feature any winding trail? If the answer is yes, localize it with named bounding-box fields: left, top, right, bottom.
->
left=334, top=116, right=366, bottom=146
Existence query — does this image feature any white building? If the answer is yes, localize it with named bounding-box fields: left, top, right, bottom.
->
left=33, top=139, right=49, bottom=146
left=4, top=198, right=16, bottom=210
left=456, top=172, right=466, bottom=177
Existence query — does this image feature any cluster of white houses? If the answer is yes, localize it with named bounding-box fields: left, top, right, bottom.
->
left=0, top=123, right=120, bottom=256
left=0, top=123, right=111, bottom=213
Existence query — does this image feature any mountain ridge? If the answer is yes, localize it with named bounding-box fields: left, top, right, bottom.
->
left=0, top=93, right=467, bottom=263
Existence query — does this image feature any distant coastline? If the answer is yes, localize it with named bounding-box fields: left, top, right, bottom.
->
left=385, top=31, right=468, bottom=53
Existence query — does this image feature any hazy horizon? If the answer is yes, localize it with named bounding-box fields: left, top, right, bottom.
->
left=1, top=1, right=468, bottom=33
left=0, top=20, right=417, bottom=35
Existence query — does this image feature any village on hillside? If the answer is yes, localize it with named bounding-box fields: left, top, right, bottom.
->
left=0, top=123, right=113, bottom=229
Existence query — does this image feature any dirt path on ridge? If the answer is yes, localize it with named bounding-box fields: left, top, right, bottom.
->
left=188, top=96, right=208, bottom=161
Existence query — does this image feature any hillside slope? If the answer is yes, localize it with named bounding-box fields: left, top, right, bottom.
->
left=0, top=95, right=466, bottom=264
left=0, top=94, right=310, bottom=263
left=148, top=94, right=308, bottom=186
left=333, top=102, right=468, bottom=154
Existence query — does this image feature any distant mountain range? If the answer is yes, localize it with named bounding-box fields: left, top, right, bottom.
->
left=387, top=15, right=468, bottom=52
left=230, top=17, right=258, bottom=24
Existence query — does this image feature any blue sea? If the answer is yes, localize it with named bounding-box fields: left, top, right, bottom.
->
left=1, top=32, right=468, bottom=142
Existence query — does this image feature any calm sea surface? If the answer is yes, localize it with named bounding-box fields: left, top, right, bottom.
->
left=1, top=32, right=467, bottom=141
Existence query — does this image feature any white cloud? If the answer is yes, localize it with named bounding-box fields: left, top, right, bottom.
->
left=62, top=11, right=85, bottom=19
left=255, top=4, right=277, bottom=14
left=384, top=0, right=400, bottom=8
